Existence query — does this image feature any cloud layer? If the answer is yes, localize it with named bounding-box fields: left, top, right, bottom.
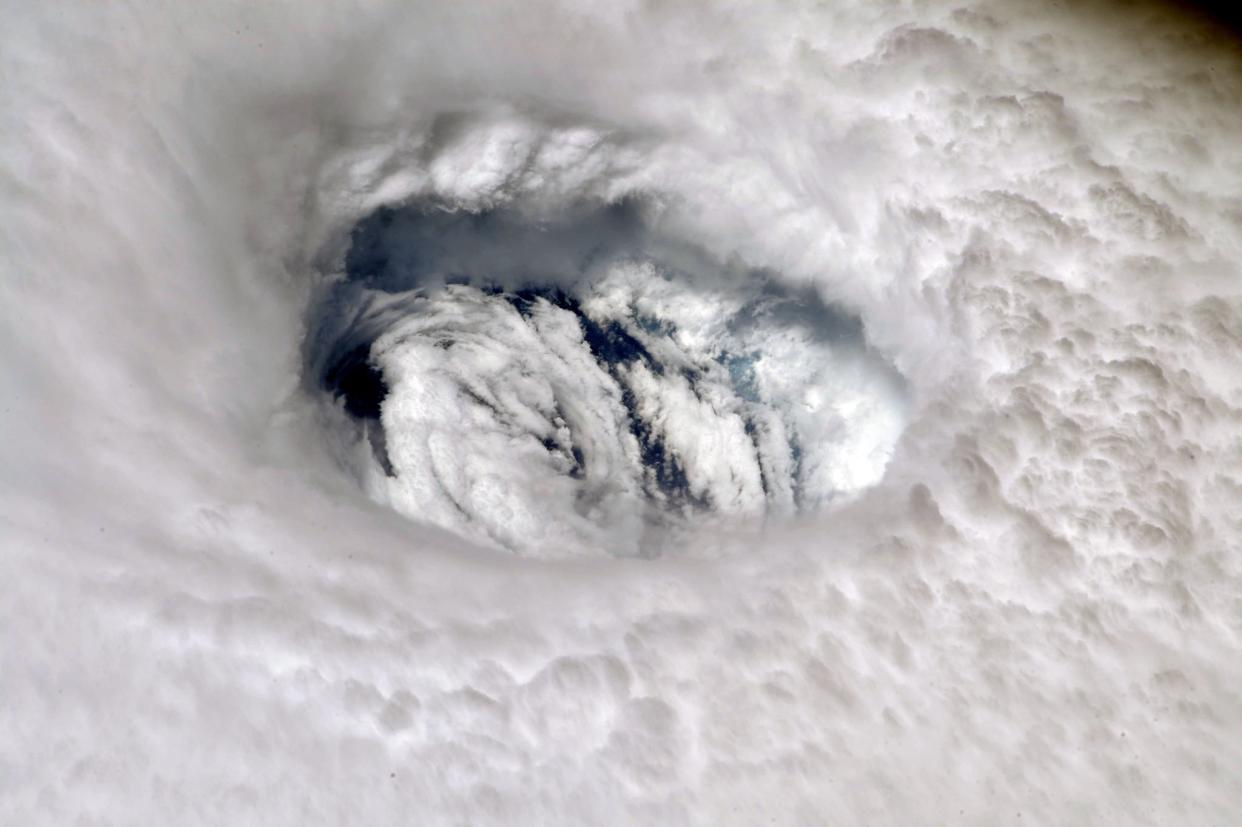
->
left=3, top=0, right=1242, bottom=824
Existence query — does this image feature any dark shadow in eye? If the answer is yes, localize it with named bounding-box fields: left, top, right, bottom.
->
left=343, top=198, right=646, bottom=293
left=322, top=341, right=394, bottom=476
left=324, top=343, right=387, bottom=420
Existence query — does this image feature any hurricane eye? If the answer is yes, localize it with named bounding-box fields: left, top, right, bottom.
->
left=305, top=199, right=909, bottom=556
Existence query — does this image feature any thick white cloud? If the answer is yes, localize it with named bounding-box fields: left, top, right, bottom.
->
left=372, top=285, right=647, bottom=555
left=3, top=0, right=1242, bottom=824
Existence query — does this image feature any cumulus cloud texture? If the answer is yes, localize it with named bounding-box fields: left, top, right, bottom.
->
left=3, top=0, right=1242, bottom=824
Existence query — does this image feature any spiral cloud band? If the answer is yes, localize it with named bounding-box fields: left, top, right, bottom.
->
left=3, top=0, right=1242, bottom=823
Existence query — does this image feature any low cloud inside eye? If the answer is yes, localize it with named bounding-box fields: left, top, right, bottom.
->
left=306, top=199, right=910, bottom=556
